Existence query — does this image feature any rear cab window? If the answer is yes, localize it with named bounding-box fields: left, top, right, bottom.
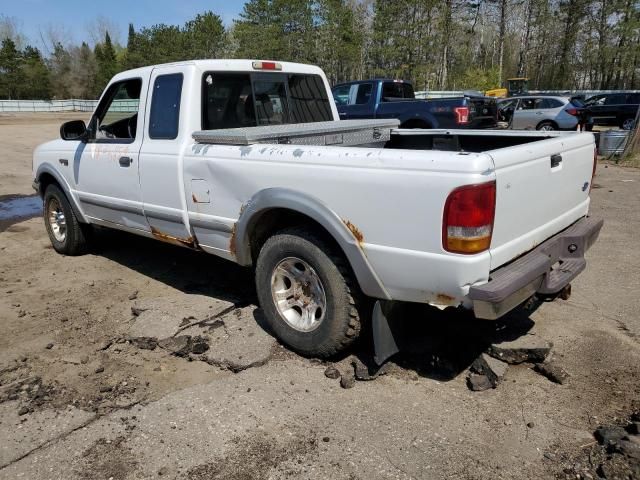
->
left=381, top=82, right=413, bottom=102
left=202, top=72, right=332, bottom=130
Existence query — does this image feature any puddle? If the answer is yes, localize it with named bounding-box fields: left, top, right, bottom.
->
left=0, top=194, right=42, bottom=232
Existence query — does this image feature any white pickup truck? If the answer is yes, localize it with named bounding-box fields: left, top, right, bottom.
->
left=32, top=59, right=602, bottom=360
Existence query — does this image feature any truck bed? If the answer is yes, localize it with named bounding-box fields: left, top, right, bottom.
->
left=187, top=124, right=596, bottom=304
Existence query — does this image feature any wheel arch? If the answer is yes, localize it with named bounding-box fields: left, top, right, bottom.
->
left=234, top=188, right=390, bottom=300
left=35, top=164, right=87, bottom=223
left=536, top=119, right=559, bottom=131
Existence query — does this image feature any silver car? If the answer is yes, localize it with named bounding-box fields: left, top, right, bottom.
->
left=498, top=96, right=583, bottom=131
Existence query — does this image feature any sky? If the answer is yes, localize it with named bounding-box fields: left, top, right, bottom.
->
left=1, top=0, right=247, bottom=51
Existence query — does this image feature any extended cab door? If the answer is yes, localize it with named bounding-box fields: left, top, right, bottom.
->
left=74, top=76, right=147, bottom=230
left=333, top=82, right=375, bottom=119
left=138, top=65, right=193, bottom=243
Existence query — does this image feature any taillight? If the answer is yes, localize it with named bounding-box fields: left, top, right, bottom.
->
left=443, top=181, right=496, bottom=254
left=454, top=106, right=470, bottom=124
left=566, top=108, right=579, bottom=116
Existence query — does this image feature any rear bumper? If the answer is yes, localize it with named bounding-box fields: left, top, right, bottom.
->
left=469, top=216, right=603, bottom=319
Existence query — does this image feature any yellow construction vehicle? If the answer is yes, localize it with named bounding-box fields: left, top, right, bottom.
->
left=485, top=77, right=529, bottom=98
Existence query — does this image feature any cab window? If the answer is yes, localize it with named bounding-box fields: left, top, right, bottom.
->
left=149, top=74, right=183, bottom=140
left=93, top=79, right=141, bottom=142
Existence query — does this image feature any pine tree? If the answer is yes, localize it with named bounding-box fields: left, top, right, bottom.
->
left=0, top=38, right=21, bottom=99
left=184, top=12, right=225, bottom=59
left=20, top=46, right=52, bottom=99
left=95, top=31, right=118, bottom=91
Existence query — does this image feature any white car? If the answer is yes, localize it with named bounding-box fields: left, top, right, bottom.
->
left=498, top=95, right=584, bottom=131
left=32, top=59, right=602, bottom=361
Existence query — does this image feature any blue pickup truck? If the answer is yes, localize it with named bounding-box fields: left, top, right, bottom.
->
left=332, top=79, right=498, bottom=129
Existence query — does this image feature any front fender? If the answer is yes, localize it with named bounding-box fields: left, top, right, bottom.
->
left=35, top=164, right=87, bottom=223
left=234, top=188, right=390, bottom=300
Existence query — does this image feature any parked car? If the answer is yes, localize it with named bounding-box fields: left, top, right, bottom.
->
left=583, top=92, right=639, bottom=130
left=498, top=95, right=585, bottom=131
left=332, top=79, right=497, bottom=129
left=32, top=59, right=602, bottom=361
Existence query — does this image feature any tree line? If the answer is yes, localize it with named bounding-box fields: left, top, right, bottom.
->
left=0, top=0, right=638, bottom=100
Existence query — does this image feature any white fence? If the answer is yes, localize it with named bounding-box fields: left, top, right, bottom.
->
left=0, top=99, right=140, bottom=113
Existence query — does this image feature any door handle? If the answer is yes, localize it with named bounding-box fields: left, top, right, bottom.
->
left=536, top=112, right=543, bottom=115
left=551, top=154, right=562, bottom=168
left=119, top=156, right=132, bottom=167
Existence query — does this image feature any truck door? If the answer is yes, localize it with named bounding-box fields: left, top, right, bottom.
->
left=334, top=82, right=375, bottom=119
left=73, top=77, right=147, bottom=230
left=139, top=66, right=193, bottom=244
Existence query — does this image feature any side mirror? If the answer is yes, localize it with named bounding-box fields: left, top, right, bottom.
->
left=60, top=120, right=88, bottom=141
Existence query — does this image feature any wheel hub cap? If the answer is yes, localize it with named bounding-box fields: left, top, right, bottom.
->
left=47, top=199, right=66, bottom=242
left=270, top=257, right=326, bottom=332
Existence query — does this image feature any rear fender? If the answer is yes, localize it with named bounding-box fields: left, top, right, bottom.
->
left=234, top=188, right=390, bottom=300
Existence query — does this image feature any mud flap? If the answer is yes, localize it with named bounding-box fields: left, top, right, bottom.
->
left=372, top=300, right=402, bottom=365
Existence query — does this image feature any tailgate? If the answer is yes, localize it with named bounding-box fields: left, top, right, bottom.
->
left=488, top=132, right=596, bottom=270
left=468, top=96, right=498, bottom=128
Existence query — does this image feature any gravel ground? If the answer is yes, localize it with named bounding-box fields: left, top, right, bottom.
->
left=0, top=113, right=639, bottom=479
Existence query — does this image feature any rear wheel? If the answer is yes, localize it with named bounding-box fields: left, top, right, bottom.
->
left=621, top=118, right=635, bottom=130
left=255, top=227, right=363, bottom=357
left=43, top=184, right=91, bottom=255
left=536, top=121, right=556, bottom=131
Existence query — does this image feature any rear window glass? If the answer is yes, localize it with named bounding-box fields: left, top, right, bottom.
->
left=149, top=74, right=183, bottom=139
left=202, top=72, right=332, bottom=130
left=287, top=74, right=332, bottom=122
left=382, top=82, right=411, bottom=102
left=570, top=98, right=585, bottom=107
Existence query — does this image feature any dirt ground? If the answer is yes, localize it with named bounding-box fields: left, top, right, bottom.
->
left=1, top=113, right=639, bottom=479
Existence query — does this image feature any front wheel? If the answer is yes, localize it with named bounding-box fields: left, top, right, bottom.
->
left=43, top=184, right=91, bottom=255
left=255, top=227, right=363, bottom=357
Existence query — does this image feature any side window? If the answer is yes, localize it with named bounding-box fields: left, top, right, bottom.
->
left=354, top=83, right=373, bottom=105
left=333, top=85, right=350, bottom=106
left=287, top=74, right=332, bottom=122
left=402, top=83, right=415, bottom=99
left=149, top=74, right=183, bottom=140
left=537, top=98, right=563, bottom=109
left=381, top=82, right=404, bottom=102
left=626, top=94, right=640, bottom=104
left=519, top=98, right=536, bottom=110
left=604, top=95, right=622, bottom=105
left=94, top=79, right=142, bottom=141
left=202, top=73, right=256, bottom=130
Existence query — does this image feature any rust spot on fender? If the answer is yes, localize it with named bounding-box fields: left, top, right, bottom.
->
left=229, top=223, right=237, bottom=257
left=150, top=226, right=199, bottom=250
left=342, top=220, right=364, bottom=246
left=229, top=203, right=247, bottom=258
left=191, top=193, right=198, bottom=203
left=436, top=293, right=455, bottom=304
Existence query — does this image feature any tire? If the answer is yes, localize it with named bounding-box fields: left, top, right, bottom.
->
left=621, top=118, right=635, bottom=130
left=536, top=121, right=556, bottom=131
left=255, top=227, right=363, bottom=357
left=43, top=184, right=91, bottom=255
